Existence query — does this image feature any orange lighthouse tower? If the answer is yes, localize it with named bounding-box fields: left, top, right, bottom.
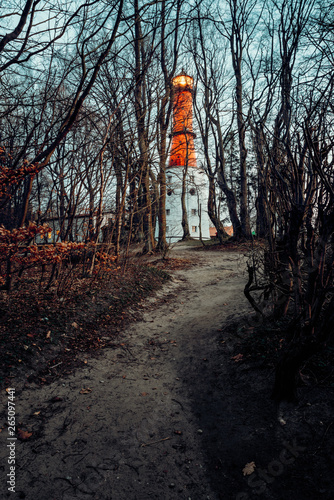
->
left=162, top=72, right=211, bottom=242
left=169, top=73, right=197, bottom=168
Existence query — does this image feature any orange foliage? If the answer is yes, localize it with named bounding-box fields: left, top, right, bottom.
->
left=0, top=222, right=117, bottom=291
left=0, top=146, right=39, bottom=197
left=0, top=150, right=117, bottom=293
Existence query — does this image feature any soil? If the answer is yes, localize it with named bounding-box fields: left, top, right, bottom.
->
left=0, top=243, right=333, bottom=500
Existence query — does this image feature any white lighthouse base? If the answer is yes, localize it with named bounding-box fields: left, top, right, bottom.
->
left=156, top=166, right=211, bottom=243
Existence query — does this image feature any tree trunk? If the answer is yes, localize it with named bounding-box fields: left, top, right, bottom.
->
left=134, top=0, right=155, bottom=254
left=181, top=166, right=190, bottom=239
left=229, top=0, right=251, bottom=237
left=150, top=168, right=159, bottom=246
left=212, top=110, right=243, bottom=239
left=272, top=339, right=319, bottom=402
left=141, top=166, right=154, bottom=253
left=207, top=174, right=227, bottom=242
left=19, top=174, right=33, bottom=227
left=157, top=164, right=168, bottom=251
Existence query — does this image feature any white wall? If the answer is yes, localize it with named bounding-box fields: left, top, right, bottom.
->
left=158, top=166, right=211, bottom=242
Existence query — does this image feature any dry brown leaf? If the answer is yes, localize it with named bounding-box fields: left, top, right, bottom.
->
left=243, top=461, right=256, bottom=476
left=140, top=392, right=148, bottom=396
left=79, top=388, right=92, bottom=394
left=231, top=353, right=243, bottom=362
left=17, top=428, right=32, bottom=440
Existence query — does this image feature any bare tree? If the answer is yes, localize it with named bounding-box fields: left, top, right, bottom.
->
left=243, top=0, right=334, bottom=401
left=215, top=0, right=262, bottom=237
left=156, top=0, right=182, bottom=251
left=0, top=0, right=124, bottom=225
left=190, top=7, right=242, bottom=238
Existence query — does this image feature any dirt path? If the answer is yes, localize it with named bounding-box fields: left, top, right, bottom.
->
left=0, top=246, right=253, bottom=499
left=1, top=246, right=332, bottom=500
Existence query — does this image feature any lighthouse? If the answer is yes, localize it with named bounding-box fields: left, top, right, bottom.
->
left=164, top=72, right=210, bottom=242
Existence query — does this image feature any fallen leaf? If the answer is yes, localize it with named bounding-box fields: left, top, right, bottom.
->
left=17, top=429, right=32, bottom=441
left=231, top=353, right=243, bottom=362
left=243, top=461, right=256, bottom=476
left=79, top=388, right=92, bottom=394
left=72, top=322, right=78, bottom=329
left=33, top=411, right=41, bottom=415
left=46, top=331, right=51, bottom=339
left=140, top=392, right=148, bottom=396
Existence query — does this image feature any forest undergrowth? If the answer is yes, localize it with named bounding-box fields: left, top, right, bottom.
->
left=0, top=254, right=171, bottom=390
left=223, top=318, right=334, bottom=396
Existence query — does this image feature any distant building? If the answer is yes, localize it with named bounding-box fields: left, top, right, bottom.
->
left=35, top=211, right=114, bottom=243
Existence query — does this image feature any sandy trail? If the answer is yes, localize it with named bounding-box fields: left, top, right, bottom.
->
left=1, top=246, right=253, bottom=500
